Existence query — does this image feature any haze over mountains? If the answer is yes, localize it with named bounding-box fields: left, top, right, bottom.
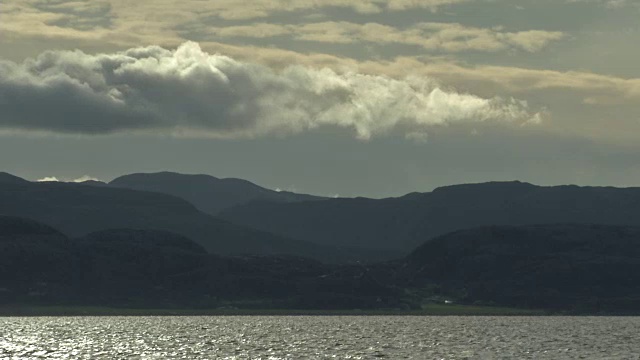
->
left=90, top=171, right=640, bottom=256
left=0, top=172, right=382, bottom=263
left=3, top=170, right=640, bottom=312
left=109, top=172, right=325, bottom=215
left=4, top=171, right=640, bottom=258
left=92, top=172, right=640, bottom=255
left=220, top=181, right=640, bottom=252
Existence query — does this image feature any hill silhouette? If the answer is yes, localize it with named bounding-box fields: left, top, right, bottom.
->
left=399, top=224, right=640, bottom=312
left=110, top=172, right=325, bottom=215
left=3, top=216, right=640, bottom=313
left=0, top=172, right=29, bottom=185
left=0, top=216, right=401, bottom=309
left=80, top=229, right=208, bottom=254
left=0, top=179, right=378, bottom=262
left=0, top=215, right=65, bottom=238
left=0, top=216, right=73, bottom=298
left=219, top=181, right=640, bottom=257
left=78, top=180, right=109, bottom=187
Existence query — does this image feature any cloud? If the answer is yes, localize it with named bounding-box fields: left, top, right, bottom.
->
left=106, top=0, right=472, bottom=21
left=72, top=175, right=101, bottom=182
left=1, top=0, right=567, bottom=54
left=0, top=42, right=539, bottom=140
left=37, top=177, right=60, bottom=182
left=0, top=0, right=473, bottom=45
left=298, top=22, right=564, bottom=53
left=569, top=0, right=638, bottom=8
left=32, top=0, right=113, bottom=31
left=35, top=175, right=100, bottom=182
left=194, top=22, right=564, bottom=53
left=384, top=59, right=640, bottom=104
left=160, top=41, right=640, bottom=109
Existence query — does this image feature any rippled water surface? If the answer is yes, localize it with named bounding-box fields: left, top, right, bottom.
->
left=1, top=316, right=639, bottom=359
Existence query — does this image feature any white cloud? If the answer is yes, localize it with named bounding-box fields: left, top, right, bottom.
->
left=195, top=22, right=565, bottom=53
left=0, top=42, right=540, bottom=140
left=35, top=175, right=101, bottom=182
left=37, top=176, right=60, bottom=182
left=72, top=175, right=101, bottom=182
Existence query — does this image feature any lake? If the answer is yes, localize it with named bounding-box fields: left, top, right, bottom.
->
left=1, top=316, right=639, bottom=359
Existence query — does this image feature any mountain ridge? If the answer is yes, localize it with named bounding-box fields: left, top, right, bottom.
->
left=0, top=178, right=383, bottom=262
left=109, top=171, right=326, bottom=215
left=219, top=180, right=640, bottom=255
left=0, top=172, right=29, bottom=185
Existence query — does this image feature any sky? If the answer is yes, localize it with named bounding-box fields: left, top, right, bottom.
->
left=1, top=0, right=640, bottom=197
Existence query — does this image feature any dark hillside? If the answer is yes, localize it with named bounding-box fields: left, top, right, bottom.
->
left=220, top=181, right=640, bottom=255
left=0, top=172, right=29, bottom=185
left=402, top=224, right=640, bottom=312
left=0, top=217, right=401, bottom=309
left=0, top=180, right=366, bottom=262
left=3, top=216, right=640, bottom=313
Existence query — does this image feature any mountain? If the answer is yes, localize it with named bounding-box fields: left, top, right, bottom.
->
left=3, top=217, right=640, bottom=313
left=78, top=180, right=109, bottom=187
left=0, top=216, right=74, bottom=297
left=109, top=172, right=326, bottom=215
left=0, top=172, right=29, bottom=185
left=0, top=179, right=375, bottom=262
left=0, top=216, right=402, bottom=309
left=219, top=181, right=640, bottom=256
left=400, top=224, right=640, bottom=312
left=80, top=229, right=208, bottom=254
left=0, top=215, right=66, bottom=238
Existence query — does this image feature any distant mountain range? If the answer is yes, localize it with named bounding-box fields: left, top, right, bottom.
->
left=109, top=172, right=325, bottom=215
left=0, top=172, right=390, bottom=263
left=4, top=171, right=640, bottom=260
left=4, top=170, right=640, bottom=313
left=219, top=181, right=640, bottom=253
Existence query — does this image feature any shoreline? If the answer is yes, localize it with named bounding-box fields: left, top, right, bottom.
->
left=0, top=304, right=607, bottom=317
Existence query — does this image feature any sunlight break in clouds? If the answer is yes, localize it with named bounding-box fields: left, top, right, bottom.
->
left=0, top=42, right=540, bottom=140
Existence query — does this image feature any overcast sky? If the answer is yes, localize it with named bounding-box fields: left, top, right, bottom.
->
left=1, top=0, right=639, bottom=197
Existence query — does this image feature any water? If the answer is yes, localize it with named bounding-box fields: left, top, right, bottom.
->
left=1, top=316, right=639, bottom=359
